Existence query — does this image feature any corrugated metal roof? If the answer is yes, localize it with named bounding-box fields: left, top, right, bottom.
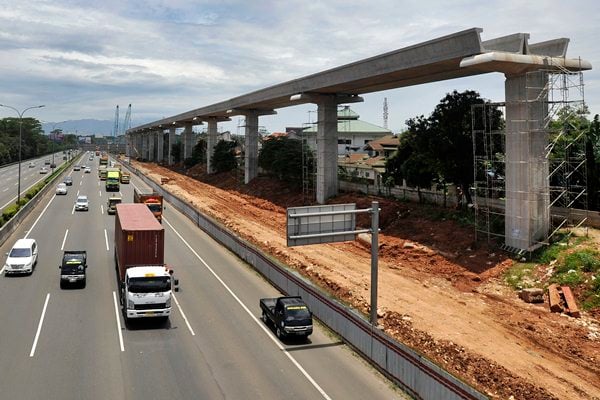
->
left=116, top=204, right=163, bottom=231
left=304, top=119, right=391, bottom=134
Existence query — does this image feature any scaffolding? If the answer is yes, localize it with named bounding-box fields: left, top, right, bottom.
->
left=301, top=110, right=317, bottom=204
left=473, top=63, right=587, bottom=253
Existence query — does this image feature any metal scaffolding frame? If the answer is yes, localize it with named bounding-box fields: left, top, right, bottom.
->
left=472, top=65, right=587, bottom=252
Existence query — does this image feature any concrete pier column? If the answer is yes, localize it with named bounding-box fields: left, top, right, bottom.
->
left=244, top=111, right=259, bottom=183
left=156, top=130, right=164, bottom=163
left=504, top=71, right=549, bottom=250
left=168, top=127, right=176, bottom=165
left=183, top=122, right=194, bottom=160
left=141, top=133, right=148, bottom=161
left=148, top=131, right=156, bottom=162
left=316, top=97, right=339, bottom=204
left=207, top=118, right=218, bottom=174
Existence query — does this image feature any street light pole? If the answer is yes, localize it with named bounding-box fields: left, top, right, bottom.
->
left=0, top=104, right=45, bottom=204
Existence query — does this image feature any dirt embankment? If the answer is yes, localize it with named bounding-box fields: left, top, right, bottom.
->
left=135, top=161, right=600, bottom=400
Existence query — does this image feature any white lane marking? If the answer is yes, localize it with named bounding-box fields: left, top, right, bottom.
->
left=2, top=188, right=7, bottom=192
left=119, top=191, right=122, bottom=197
left=172, top=294, right=195, bottom=336
left=0, top=266, right=4, bottom=275
left=112, top=292, right=125, bottom=352
left=163, top=217, right=332, bottom=400
left=71, top=204, right=75, bottom=215
left=99, top=190, right=102, bottom=197
left=24, top=194, right=56, bottom=239
left=101, top=205, right=104, bottom=215
left=98, top=181, right=100, bottom=186
left=76, top=190, right=80, bottom=197
left=0, top=172, right=49, bottom=210
left=30, top=293, right=50, bottom=357
left=60, top=229, right=69, bottom=250
left=104, top=229, right=109, bottom=251
left=80, top=181, right=83, bottom=186
left=14, top=182, right=18, bottom=186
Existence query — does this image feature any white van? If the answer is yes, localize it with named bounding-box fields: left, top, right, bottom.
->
left=4, top=238, right=38, bottom=275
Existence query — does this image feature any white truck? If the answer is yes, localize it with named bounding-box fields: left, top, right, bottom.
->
left=114, top=203, right=178, bottom=322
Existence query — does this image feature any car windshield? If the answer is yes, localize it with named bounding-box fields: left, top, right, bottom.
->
left=147, top=204, right=162, bottom=213
left=285, top=306, right=311, bottom=320
left=9, top=248, right=31, bottom=257
left=62, top=261, right=84, bottom=274
left=128, top=276, right=170, bottom=293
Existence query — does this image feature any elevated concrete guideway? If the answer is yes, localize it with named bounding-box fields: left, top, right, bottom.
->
left=128, top=27, right=591, bottom=251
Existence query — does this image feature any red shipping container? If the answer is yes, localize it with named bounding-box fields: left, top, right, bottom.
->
left=115, top=203, right=165, bottom=282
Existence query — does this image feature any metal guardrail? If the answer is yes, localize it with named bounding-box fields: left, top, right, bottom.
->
left=125, top=163, right=487, bottom=400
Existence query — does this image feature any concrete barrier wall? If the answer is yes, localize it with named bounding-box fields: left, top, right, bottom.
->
left=127, top=163, right=487, bottom=400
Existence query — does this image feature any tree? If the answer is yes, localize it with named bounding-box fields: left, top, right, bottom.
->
left=587, top=115, right=600, bottom=210
left=171, top=141, right=183, bottom=164
left=184, top=138, right=206, bottom=168
left=258, top=137, right=312, bottom=184
left=211, top=140, right=237, bottom=173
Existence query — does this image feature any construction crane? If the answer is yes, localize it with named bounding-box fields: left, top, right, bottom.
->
left=122, top=104, right=131, bottom=135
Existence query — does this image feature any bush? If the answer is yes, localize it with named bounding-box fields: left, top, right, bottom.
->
left=2, top=204, right=19, bottom=220
left=563, top=250, right=600, bottom=273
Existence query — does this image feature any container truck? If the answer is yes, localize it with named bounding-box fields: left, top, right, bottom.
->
left=133, top=188, right=163, bottom=223
left=105, top=168, right=121, bottom=191
left=114, top=204, right=178, bottom=322
left=99, top=154, right=108, bottom=166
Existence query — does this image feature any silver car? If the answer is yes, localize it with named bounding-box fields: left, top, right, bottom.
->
left=75, top=195, right=89, bottom=211
left=56, top=183, right=67, bottom=195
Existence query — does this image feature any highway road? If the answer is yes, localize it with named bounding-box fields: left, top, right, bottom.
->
left=0, top=151, right=73, bottom=213
left=0, top=151, right=407, bottom=400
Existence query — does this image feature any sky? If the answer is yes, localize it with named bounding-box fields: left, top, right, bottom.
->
left=0, top=0, right=598, bottom=135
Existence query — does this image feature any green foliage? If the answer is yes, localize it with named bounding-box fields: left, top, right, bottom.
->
left=551, top=269, right=585, bottom=287
left=258, top=137, right=312, bottom=184
left=171, top=142, right=183, bottom=164
left=2, top=204, right=20, bottom=220
left=561, top=250, right=600, bottom=273
left=211, top=140, right=237, bottom=173
left=538, top=243, right=563, bottom=265
left=504, top=263, right=537, bottom=290
left=184, top=139, right=206, bottom=168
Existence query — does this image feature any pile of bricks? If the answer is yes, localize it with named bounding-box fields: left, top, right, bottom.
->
left=160, top=177, right=170, bottom=184
left=548, top=284, right=581, bottom=318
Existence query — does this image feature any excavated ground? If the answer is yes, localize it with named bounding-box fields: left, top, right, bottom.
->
left=134, top=161, right=600, bottom=400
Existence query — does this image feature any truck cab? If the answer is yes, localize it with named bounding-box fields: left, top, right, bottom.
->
left=122, top=266, right=177, bottom=321
left=60, top=251, right=87, bottom=288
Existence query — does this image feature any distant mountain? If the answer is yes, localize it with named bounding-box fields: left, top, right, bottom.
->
left=42, top=119, right=115, bottom=136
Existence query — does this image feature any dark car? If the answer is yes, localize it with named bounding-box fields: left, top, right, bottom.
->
left=64, top=176, right=73, bottom=186
left=59, top=251, right=87, bottom=288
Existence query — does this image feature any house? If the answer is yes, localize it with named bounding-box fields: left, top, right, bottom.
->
left=363, top=134, right=400, bottom=158
left=291, top=106, right=392, bottom=155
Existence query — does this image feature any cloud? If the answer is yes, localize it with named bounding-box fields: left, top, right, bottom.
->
left=0, top=0, right=597, bottom=131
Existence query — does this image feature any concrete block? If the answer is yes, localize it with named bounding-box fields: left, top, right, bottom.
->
left=548, top=284, right=563, bottom=313
left=561, top=286, right=581, bottom=318
left=519, top=288, right=544, bottom=303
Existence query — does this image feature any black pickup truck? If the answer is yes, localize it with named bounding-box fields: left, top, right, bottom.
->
left=259, top=296, right=313, bottom=339
left=59, top=251, right=87, bottom=288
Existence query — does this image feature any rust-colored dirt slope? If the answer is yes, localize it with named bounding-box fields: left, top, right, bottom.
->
left=135, top=161, right=600, bottom=400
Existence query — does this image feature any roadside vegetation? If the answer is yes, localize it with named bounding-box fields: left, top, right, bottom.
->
left=505, top=232, right=600, bottom=311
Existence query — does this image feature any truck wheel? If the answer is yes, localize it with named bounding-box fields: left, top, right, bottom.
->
left=276, top=327, right=283, bottom=339
left=60, top=281, right=64, bottom=289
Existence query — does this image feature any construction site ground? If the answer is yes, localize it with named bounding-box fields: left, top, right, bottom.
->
left=133, top=161, right=600, bottom=400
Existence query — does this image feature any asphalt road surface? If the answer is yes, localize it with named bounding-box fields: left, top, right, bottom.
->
left=0, top=151, right=71, bottom=213
left=0, top=152, right=408, bottom=400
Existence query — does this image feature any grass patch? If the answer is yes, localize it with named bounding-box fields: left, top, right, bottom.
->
left=504, top=262, right=538, bottom=290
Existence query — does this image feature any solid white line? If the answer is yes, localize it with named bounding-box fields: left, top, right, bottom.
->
left=163, top=217, right=331, bottom=400
left=172, top=294, right=195, bottom=336
left=30, top=293, right=50, bottom=357
left=104, top=229, right=109, bottom=251
left=101, top=205, right=104, bottom=215
left=61, top=229, right=69, bottom=250
left=112, top=292, right=125, bottom=352
left=24, top=194, right=56, bottom=239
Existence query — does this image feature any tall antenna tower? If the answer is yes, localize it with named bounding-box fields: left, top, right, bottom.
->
left=383, top=97, right=389, bottom=130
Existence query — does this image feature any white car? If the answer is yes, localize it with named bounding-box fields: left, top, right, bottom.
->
left=75, top=195, right=89, bottom=211
left=84, top=167, right=91, bottom=173
left=56, top=183, right=67, bottom=195
left=4, top=238, right=38, bottom=275
left=28, top=162, right=35, bottom=168
left=39, top=167, right=48, bottom=174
